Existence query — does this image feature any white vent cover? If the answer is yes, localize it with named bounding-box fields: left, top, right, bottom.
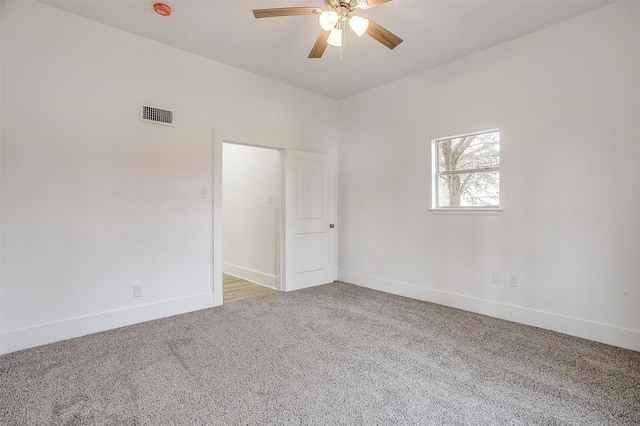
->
left=140, top=104, right=174, bottom=126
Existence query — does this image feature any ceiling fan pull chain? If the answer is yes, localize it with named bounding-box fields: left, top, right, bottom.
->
left=340, top=21, right=346, bottom=60
left=343, top=20, right=347, bottom=49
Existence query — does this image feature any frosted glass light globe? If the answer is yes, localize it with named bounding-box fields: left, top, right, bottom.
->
left=319, top=11, right=339, bottom=31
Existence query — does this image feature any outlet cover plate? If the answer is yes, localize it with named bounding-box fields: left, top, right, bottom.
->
left=134, top=285, right=143, bottom=297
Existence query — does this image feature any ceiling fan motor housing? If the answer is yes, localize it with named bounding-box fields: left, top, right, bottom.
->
left=333, top=0, right=362, bottom=14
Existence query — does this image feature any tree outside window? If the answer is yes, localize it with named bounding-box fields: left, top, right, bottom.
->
left=433, top=130, right=500, bottom=209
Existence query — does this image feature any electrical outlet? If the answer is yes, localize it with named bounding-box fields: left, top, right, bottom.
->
left=134, top=285, right=143, bottom=297
left=509, top=274, right=519, bottom=287
left=492, top=272, right=501, bottom=285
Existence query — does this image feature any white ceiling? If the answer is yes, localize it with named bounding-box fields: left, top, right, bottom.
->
left=41, top=0, right=610, bottom=99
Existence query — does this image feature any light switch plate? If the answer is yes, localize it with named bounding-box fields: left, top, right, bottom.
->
left=509, top=274, right=519, bottom=287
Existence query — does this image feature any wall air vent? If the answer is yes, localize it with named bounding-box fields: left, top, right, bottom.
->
left=140, top=104, right=174, bottom=126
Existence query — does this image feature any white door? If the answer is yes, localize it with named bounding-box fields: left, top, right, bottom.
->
left=284, top=150, right=336, bottom=291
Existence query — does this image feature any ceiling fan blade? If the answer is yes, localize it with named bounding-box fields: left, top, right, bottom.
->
left=365, top=19, right=403, bottom=49
left=253, top=7, right=320, bottom=19
left=359, top=0, right=392, bottom=9
left=309, top=30, right=330, bottom=58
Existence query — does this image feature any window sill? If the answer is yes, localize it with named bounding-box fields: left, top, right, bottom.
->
left=429, top=208, right=502, bottom=216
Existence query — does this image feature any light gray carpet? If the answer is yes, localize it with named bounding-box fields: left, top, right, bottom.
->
left=1, top=282, right=639, bottom=425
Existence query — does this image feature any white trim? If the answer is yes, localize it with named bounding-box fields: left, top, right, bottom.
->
left=213, top=129, right=224, bottom=306
left=436, top=128, right=501, bottom=142
left=0, top=292, right=214, bottom=355
left=430, top=208, right=502, bottom=216
left=222, top=263, right=277, bottom=289
left=338, top=271, right=640, bottom=352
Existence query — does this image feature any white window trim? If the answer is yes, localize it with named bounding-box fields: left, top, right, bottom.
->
left=428, top=208, right=502, bottom=215
left=430, top=129, right=501, bottom=213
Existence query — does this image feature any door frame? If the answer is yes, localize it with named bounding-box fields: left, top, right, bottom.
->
left=213, top=129, right=288, bottom=306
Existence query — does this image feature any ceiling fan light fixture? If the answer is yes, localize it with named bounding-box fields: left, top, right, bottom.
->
left=252, top=0, right=402, bottom=59
left=327, top=27, right=343, bottom=47
left=319, top=10, right=339, bottom=31
left=348, top=15, right=369, bottom=37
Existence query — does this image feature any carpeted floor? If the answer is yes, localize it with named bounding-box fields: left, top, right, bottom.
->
left=1, top=282, right=639, bottom=425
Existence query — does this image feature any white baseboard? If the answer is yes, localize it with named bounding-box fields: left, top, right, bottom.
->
left=338, top=271, right=640, bottom=352
left=222, top=263, right=277, bottom=289
left=0, top=292, right=214, bottom=355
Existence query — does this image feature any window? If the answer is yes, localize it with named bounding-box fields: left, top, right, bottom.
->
left=432, top=129, right=500, bottom=210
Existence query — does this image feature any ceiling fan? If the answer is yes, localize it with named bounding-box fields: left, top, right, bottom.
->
left=253, top=0, right=403, bottom=58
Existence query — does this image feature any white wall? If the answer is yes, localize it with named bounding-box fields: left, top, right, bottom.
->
left=337, top=2, right=640, bottom=351
left=0, top=1, right=336, bottom=354
left=222, top=143, right=280, bottom=288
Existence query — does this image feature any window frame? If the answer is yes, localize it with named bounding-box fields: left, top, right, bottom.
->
left=431, top=129, right=501, bottom=213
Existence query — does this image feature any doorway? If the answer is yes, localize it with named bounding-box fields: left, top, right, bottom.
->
left=213, top=128, right=337, bottom=306
left=222, top=142, right=282, bottom=302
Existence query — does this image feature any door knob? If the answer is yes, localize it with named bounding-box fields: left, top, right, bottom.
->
left=329, top=224, right=335, bottom=228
